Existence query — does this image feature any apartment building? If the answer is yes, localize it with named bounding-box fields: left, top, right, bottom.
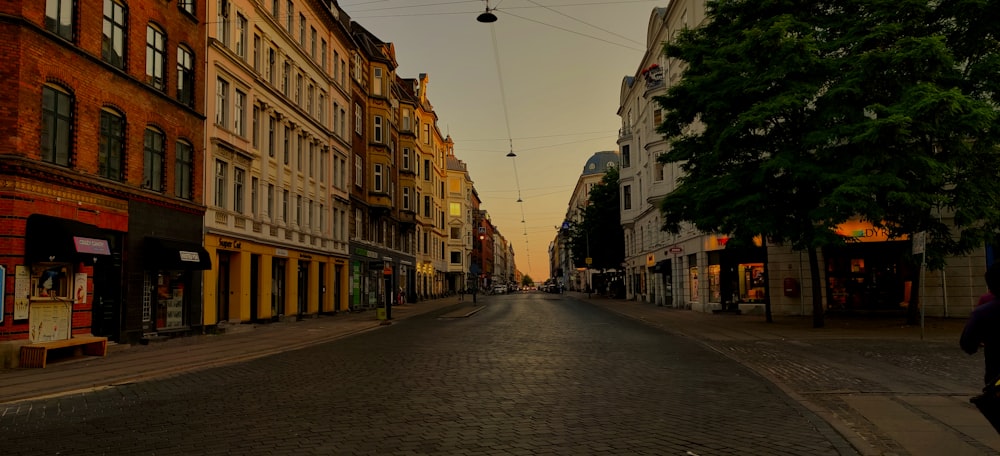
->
left=347, top=23, right=414, bottom=309
left=445, top=152, right=475, bottom=293
left=0, top=0, right=208, bottom=347
left=202, top=0, right=352, bottom=327
left=409, top=74, right=449, bottom=299
left=558, top=151, right=619, bottom=293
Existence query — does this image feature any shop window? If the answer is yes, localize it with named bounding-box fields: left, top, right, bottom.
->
left=708, top=264, right=721, bottom=302
left=31, top=264, right=72, bottom=300
left=156, top=272, right=187, bottom=329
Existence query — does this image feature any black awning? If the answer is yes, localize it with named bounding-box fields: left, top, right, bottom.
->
left=25, top=214, right=112, bottom=264
left=144, top=237, right=212, bottom=270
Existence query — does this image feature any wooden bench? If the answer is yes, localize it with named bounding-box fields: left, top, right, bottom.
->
left=19, top=336, right=108, bottom=368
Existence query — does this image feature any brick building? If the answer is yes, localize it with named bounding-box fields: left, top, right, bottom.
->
left=0, top=0, right=208, bottom=354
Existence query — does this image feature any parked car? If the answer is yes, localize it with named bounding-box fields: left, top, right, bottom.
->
left=492, top=284, right=507, bottom=294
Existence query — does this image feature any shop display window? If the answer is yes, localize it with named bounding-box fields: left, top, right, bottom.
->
left=155, top=272, right=187, bottom=329
left=739, top=263, right=766, bottom=303
left=708, top=264, right=721, bottom=302
left=31, top=264, right=72, bottom=300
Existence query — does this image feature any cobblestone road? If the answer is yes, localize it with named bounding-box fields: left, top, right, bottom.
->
left=0, top=293, right=856, bottom=455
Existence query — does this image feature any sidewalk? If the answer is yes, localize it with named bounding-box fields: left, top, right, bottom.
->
left=575, top=291, right=1000, bottom=456
left=0, top=297, right=465, bottom=404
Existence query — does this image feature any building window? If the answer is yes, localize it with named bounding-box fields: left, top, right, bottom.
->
left=143, top=128, right=165, bottom=191
left=215, top=160, right=228, bottom=208
left=268, top=115, right=276, bottom=158
left=235, top=13, right=247, bottom=59
left=179, top=0, right=195, bottom=15
left=146, top=24, right=166, bottom=91
left=373, top=68, right=382, bottom=96
left=283, top=125, right=290, bottom=165
left=268, top=48, right=276, bottom=85
left=295, top=73, right=302, bottom=105
left=234, top=89, right=246, bottom=136
left=373, top=116, right=383, bottom=143
left=318, top=93, right=325, bottom=124
left=402, top=148, right=410, bottom=171
left=402, top=109, right=411, bottom=131
left=423, top=195, right=430, bottom=218
left=299, top=13, right=305, bottom=46
left=41, top=85, right=73, bottom=167
left=177, top=45, right=195, bottom=107
left=282, top=189, right=289, bottom=222
left=296, top=133, right=304, bottom=171
left=215, top=0, right=229, bottom=47
left=319, top=148, right=327, bottom=182
left=622, top=184, right=632, bottom=210
left=374, top=164, right=383, bottom=192
left=286, top=1, right=294, bottom=34
left=234, top=167, right=245, bottom=214
left=402, top=187, right=410, bottom=210
left=252, top=104, right=261, bottom=148
left=306, top=83, right=314, bottom=115
left=253, top=34, right=261, bottom=72
left=310, top=27, right=317, bottom=58
left=98, top=109, right=124, bottom=181
left=267, top=183, right=275, bottom=218
left=175, top=140, right=193, bottom=199
left=423, top=123, right=430, bottom=145
left=622, top=144, right=630, bottom=168
left=251, top=176, right=259, bottom=216
left=216, top=78, right=229, bottom=127
left=354, top=154, right=362, bottom=187
left=449, top=202, right=461, bottom=217
left=102, top=0, right=127, bottom=69
left=320, top=39, right=327, bottom=69
left=271, top=0, right=279, bottom=18
left=308, top=142, right=315, bottom=177
left=282, top=62, right=291, bottom=96
left=354, top=103, right=362, bottom=135
left=45, top=0, right=75, bottom=41
left=423, top=159, right=430, bottom=181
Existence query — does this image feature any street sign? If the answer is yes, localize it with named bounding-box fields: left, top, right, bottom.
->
left=667, top=246, right=683, bottom=254
left=912, top=231, right=926, bottom=255
left=585, top=257, right=592, bottom=265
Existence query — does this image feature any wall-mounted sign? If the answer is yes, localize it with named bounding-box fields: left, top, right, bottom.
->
left=667, top=246, right=683, bottom=254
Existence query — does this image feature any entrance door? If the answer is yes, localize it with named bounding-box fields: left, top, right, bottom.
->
left=249, top=254, right=259, bottom=322
left=272, top=258, right=286, bottom=320
left=317, top=262, right=326, bottom=313
left=297, top=261, right=309, bottom=319
left=91, top=251, right=123, bottom=341
left=217, top=253, right=231, bottom=322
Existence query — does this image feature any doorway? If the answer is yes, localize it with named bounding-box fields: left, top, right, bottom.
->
left=216, top=252, right=231, bottom=322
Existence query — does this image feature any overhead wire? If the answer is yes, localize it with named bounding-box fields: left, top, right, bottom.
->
left=486, top=5, right=532, bottom=277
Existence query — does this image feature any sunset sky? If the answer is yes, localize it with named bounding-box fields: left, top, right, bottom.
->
left=342, top=0, right=662, bottom=281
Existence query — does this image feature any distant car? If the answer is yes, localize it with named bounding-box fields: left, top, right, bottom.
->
left=492, top=284, right=507, bottom=294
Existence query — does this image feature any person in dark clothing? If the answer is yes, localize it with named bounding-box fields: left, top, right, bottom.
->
left=961, top=262, right=1000, bottom=386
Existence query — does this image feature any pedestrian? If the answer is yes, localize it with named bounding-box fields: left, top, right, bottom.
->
left=397, top=287, right=405, bottom=306
left=962, top=261, right=1000, bottom=385
left=471, top=286, right=478, bottom=303
left=459, top=288, right=465, bottom=302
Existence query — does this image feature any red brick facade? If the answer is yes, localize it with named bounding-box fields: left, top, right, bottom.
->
left=0, top=1, right=206, bottom=345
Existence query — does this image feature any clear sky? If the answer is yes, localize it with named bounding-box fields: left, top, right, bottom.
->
left=341, top=0, right=661, bottom=283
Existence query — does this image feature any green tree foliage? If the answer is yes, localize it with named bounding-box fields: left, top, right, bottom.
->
left=655, top=0, right=1000, bottom=327
left=566, top=167, right=626, bottom=272
left=521, top=275, right=534, bottom=287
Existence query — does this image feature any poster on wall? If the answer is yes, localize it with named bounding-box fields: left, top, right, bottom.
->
left=74, top=273, right=88, bottom=304
left=28, top=302, right=72, bottom=342
left=14, top=265, right=30, bottom=320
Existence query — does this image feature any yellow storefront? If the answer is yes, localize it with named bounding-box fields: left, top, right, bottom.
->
left=203, top=235, right=349, bottom=325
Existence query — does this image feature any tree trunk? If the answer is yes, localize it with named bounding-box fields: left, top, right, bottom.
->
left=808, top=247, right=825, bottom=328
left=763, top=238, right=773, bottom=323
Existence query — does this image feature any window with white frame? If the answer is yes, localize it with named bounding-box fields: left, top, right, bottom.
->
left=402, top=109, right=411, bottom=131
left=354, top=154, right=362, bottom=187
left=373, top=68, right=382, bottom=96
left=215, top=78, right=229, bottom=127
left=236, top=13, right=247, bottom=59
left=354, top=103, right=362, bottom=135
left=402, top=148, right=410, bottom=171
left=402, top=187, right=410, bottom=210
left=251, top=176, right=259, bottom=216
left=216, top=1, right=230, bottom=47
left=373, top=115, right=383, bottom=143
left=374, top=164, right=383, bottom=192
left=234, top=167, right=245, bottom=214
left=234, top=89, right=246, bottom=136
left=215, top=159, right=227, bottom=208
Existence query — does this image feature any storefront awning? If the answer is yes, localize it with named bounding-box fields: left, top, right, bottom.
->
left=144, top=237, right=212, bottom=270
left=25, top=214, right=112, bottom=264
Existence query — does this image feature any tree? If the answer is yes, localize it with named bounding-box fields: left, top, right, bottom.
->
left=656, top=0, right=1000, bottom=327
left=566, top=167, right=625, bottom=274
left=657, top=0, right=844, bottom=327
left=521, top=275, right=534, bottom=288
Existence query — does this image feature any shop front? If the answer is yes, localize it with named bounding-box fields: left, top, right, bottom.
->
left=23, top=214, right=120, bottom=342
left=143, top=237, right=211, bottom=333
left=825, top=222, right=913, bottom=314
left=349, top=245, right=414, bottom=312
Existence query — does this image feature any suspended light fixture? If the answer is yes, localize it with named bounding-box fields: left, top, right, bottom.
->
left=477, top=0, right=498, bottom=23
